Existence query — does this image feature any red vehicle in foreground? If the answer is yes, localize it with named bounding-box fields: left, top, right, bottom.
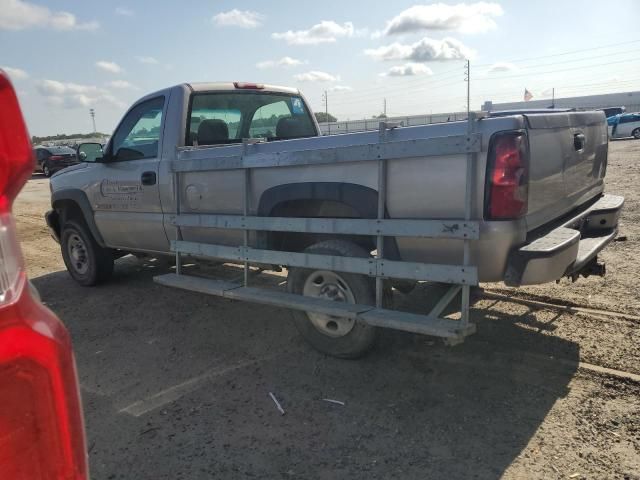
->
left=0, top=71, right=88, bottom=479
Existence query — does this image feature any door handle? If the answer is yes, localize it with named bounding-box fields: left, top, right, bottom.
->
left=573, top=133, right=586, bottom=151
left=141, top=171, right=157, bottom=186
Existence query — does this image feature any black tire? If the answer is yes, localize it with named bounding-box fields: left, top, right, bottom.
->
left=633, top=128, right=640, bottom=140
left=61, top=219, right=114, bottom=286
left=287, top=240, right=378, bottom=359
left=43, top=162, right=52, bottom=177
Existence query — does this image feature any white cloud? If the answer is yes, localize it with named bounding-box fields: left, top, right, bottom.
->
left=95, top=61, right=123, bottom=74
left=272, top=20, right=354, bottom=45
left=135, top=56, right=159, bottom=65
left=37, top=80, right=104, bottom=96
left=383, top=2, right=503, bottom=35
left=256, top=56, right=304, bottom=69
left=212, top=9, right=263, bottom=28
left=106, top=80, right=138, bottom=90
left=365, top=37, right=474, bottom=62
left=330, top=85, right=353, bottom=92
left=294, top=71, right=340, bottom=82
left=36, top=79, right=125, bottom=109
left=487, top=62, right=518, bottom=73
left=1, top=66, right=29, bottom=80
left=382, top=63, right=434, bottom=77
left=115, top=7, right=134, bottom=16
left=0, top=0, right=99, bottom=31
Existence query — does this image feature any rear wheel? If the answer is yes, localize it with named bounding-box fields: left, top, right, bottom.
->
left=43, top=162, right=52, bottom=177
left=633, top=128, right=640, bottom=139
left=287, top=240, right=378, bottom=359
left=61, top=219, right=114, bottom=286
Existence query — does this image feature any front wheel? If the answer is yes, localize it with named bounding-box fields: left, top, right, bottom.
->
left=287, top=240, right=378, bottom=359
left=633, top=128, right=640, bottom=140
left=61, top=219, right=114, bottom=286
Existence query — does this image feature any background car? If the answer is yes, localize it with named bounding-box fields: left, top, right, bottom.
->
left=600, top=106, right=625, bottom=118
left=33, top=145, right=79, bottom=177
left=607, top=112, right=640, bottom=139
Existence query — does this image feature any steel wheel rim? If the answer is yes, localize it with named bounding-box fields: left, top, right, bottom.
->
left=302, top=270, right=356, bottom=337
left=67, top=233, right=89, bottom=275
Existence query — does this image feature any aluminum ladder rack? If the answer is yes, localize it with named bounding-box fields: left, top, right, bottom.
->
left=154, top=117, right=482, bottom=344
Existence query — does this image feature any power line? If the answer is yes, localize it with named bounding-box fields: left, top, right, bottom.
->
left=482, top=48, right=640, bottom=73
left=474, top=38, right=640, bottom=67
left=328, top=64, right=466, bottom=99
left=329, top=40, right=640, bottom=104
left=329, top=55, right=639, bottom=107
left=474, top=57, right=640, bottom=81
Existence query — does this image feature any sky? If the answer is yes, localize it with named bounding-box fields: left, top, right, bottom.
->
left=1, top=0, right=639, bottom=136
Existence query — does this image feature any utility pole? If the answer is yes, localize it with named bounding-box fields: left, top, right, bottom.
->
left=383, top=98, right=387, bottom=117
left=89, top=108, right=96, bottom=133
left=464, top=59, right=470, bottom=119
left=322, top=90, right=329, bottom=135
left=551, top=88, right=555, bottom=108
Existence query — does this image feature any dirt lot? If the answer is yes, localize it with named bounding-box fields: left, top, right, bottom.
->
left=14, top=140, right=640, bottom=479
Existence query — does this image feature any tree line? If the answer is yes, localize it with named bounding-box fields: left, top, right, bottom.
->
left=32, top=132, right=108, bottom=144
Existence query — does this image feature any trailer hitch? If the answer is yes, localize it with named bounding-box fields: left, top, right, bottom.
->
left=569, top=257, right=606, bottom=282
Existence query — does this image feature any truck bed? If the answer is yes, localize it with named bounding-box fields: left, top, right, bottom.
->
left=166, top=110, right=609, bottom=283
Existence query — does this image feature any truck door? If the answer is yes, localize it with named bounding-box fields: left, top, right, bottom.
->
left=90, top=95, right=169, bottom=252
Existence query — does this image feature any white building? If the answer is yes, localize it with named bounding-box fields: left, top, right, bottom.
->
left=319, top=90, right=640, bottom=136
left=482, top=90, right=640, bottom=113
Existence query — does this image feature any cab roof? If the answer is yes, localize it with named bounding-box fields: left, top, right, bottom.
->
left=186, top=82, right=300, bottom=95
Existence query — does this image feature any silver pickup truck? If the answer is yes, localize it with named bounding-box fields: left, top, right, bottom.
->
left=46, top=82, right=624, bottom=357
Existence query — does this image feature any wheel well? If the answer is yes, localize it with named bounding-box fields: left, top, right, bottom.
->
left=54, top=199, right=85, bottom=226
left=264, top=199, right=376, bottom=254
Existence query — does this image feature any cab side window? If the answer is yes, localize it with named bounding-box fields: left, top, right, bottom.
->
left=111, top=96, right=165, bottom=161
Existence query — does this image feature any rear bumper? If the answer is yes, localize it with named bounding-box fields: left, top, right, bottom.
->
left=504, top=194, right=624, bottom=286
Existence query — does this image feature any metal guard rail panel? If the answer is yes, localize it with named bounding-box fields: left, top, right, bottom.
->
left=156, top=117, right=482, bottom=341
left=172, top=133, right=482, bottom=172
left=171, top=240, right=479, bottom=285
left=155, top=273, right=477, bottom=339
left=171, top=214, right=480, bottom=240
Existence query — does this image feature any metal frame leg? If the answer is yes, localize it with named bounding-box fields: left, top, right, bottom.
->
left=243, top=168, right=250, bottom=287
left=376, top=158, right=387, bottom=308
left=175, top=171, right=183, bottom=275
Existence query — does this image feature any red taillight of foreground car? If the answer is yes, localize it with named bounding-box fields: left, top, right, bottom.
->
left=485, top=132, right=529, bottom=220
left=0, top=70, right=88, bottom=479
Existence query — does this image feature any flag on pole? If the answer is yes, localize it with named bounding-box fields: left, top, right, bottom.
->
left=524, top=89, right=533, bottom=102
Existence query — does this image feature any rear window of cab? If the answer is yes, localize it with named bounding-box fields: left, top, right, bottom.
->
left=186, top=92, right=317, bottom=146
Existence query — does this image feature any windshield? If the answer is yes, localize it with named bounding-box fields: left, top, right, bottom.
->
left=186, top=91, right=317, bottom=146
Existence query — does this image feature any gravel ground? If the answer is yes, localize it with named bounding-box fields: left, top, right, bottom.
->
left=13, top=139, right=640, bottom=479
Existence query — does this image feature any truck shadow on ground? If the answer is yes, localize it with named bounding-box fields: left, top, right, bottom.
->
left=32, top=257, right=579, bottom=479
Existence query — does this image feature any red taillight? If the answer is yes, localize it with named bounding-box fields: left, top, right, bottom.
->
left=0, top=289, right=88, bottom=480
left=0, top=72, right=34, bottom=213
left=49, top=155, right=64, bottom=161
left=485, top=132, right=529, bottom=220
left=0, top=70, right=88, bottom=479
left=233, top=82, right=264, bottom=89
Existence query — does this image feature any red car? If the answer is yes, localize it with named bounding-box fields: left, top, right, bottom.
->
left=0, top=70, right=88, bottom=479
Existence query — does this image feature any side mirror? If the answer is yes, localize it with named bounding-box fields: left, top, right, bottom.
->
left=77, top=143, right=103, bottom=163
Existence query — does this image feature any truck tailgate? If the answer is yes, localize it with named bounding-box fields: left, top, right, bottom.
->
left=524, top=111, right=608, bottom=231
